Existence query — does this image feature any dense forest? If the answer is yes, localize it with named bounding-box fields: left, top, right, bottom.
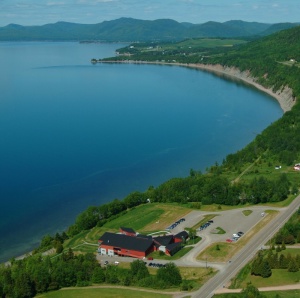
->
left=1, top=26, right=300, bottom=298
left=0, top=253, right=183, bottom=297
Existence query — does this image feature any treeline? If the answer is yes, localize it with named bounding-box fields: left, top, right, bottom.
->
left=274, top=207, right=300, bottom=244
left=0, top=253, right=183, bottom=297
left=65, top=171, right=293, bottom=237
left=251, top=247, right=300, bottom=279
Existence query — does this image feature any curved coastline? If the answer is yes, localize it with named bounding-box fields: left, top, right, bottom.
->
left=98, top=60, right=296, bottom=113
left=186, top=63, right=296, bottom=113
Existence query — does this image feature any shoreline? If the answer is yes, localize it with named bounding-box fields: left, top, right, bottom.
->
left=98, top=60, right=296, bottom=113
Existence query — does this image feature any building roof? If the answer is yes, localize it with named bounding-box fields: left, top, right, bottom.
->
left=120, top=227, right=136, bottom=234
left=136, top=234, right=152, bottom=240
left=153, top=235, right=174, bottom=246
left=174, top=231, right=189, bottom=240
left=166, top=241, right=182, bottom=252
left=99, top=232, right=153, bottom=252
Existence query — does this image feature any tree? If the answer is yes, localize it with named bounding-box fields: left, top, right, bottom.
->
left=241, top=282, right=265, bottom=298
left=92, top=267, right=105, bottom=284
left=260, top=260, right=272, bottom=278
left=188, top=228, right=197, bottom=244
left=56, top=242, right=64, bottom=254
left=251, top=254, right=263, bottom=276
left=288, top=259, right=299, bottom=272
left=130, top=260, right=149, bottom=282
left=156, top=263, right=182, bottom=286
left=105, top=265, right=120, bottom=284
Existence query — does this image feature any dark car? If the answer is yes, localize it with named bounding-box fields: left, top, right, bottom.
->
left=237, top=231, right=244, bottom=236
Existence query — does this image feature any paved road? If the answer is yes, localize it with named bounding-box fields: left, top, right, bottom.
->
left=179, top=194, right=300, bottom=298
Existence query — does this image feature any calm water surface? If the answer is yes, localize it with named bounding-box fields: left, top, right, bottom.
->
left=0, top=42, right=282, bottom=261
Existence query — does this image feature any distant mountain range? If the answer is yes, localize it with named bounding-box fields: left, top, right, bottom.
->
left=0, top=18, right=299, bottom=42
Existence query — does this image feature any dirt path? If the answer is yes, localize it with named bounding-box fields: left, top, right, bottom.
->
left=232, top=157, right=261, bottom=183
left=215, top=283, right=300, bottom=294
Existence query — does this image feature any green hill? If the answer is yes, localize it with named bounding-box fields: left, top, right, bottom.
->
left=0, top=18, right=298, bottom=41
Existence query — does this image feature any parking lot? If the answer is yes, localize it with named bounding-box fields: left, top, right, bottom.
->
left=170, top=206, right=279, bottom=245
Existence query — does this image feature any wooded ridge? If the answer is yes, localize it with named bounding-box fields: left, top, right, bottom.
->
left=0, top=18, right=299, bottom=41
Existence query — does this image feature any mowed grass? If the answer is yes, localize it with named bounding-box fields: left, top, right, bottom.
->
left=197, top=242, right=238, bottom=263
left=37, top=287, right=172, bottom=298
left=214, top=289, right=300, bottom=297
left=242, top=210, right=253, bottom=216
left=103, top=203, right=191, bottom=233
left=191, top=214, right=217, bottom=230
left=179, top=266, right=217, bottom=289
left=239, top=268, right=300, bottom=288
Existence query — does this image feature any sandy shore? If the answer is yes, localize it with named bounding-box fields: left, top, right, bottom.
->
left=99, top=60, right=296, bottom=113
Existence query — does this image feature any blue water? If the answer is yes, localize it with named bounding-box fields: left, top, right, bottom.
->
left=0, top=42, right=282, bottom=262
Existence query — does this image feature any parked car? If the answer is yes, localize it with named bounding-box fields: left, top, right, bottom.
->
left=237, top=231, right=244, bottom=236
left=148, top=257, right=153, bottom=260
left=104, top=261, right=109, bottom=265
left=226, top=239, right=233, bottom=243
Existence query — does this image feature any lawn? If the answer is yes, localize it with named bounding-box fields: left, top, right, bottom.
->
left=238, top=268, right=300, bottom=288
left=211, top=227, right=226, bottom=235
left=191, top=214, right=217, bottom=230
left=104, top=203, right=191, bottom=233
left=242, top=210, right=253, bottom=216
left=213, top=289, right=300, bottom=297
left=37, top=287, right=172, bottom=298
left=197, top=242, right=238, bottom=263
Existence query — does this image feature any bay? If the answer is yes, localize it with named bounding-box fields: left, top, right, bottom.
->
left=0, top=42, right=282, bottom=262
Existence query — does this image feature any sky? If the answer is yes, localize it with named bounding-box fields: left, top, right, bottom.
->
left=0, top=0, right=299, bottom=27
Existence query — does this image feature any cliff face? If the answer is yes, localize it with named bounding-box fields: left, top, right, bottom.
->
left=188, top=64, right=296, bottom=113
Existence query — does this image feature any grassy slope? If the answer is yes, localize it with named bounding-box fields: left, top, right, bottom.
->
left=37, top=288, right=172, bottom=298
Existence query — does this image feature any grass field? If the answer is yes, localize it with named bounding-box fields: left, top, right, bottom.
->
left=36, top=287, right=173, bottom=298
left=240, top=268, right=300, bottom=288
left=214, top=289, right=300, bottom=297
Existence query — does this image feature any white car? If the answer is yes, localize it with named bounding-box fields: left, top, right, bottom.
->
left=233, top=233, right=240, bottom=238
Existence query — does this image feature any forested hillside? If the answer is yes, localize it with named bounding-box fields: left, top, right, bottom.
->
left=0, top=18, right=298, bottom=41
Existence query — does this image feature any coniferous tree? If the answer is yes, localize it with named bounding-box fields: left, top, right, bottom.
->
left=261, top=260, right=272, bottom=278
left=295, top=254, right=300, bottom=268
left=279, top=254, right=288, bottom=269
left=288, top=259, right=299, bottom=272
left=251, top=255, right=263, bottom=276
